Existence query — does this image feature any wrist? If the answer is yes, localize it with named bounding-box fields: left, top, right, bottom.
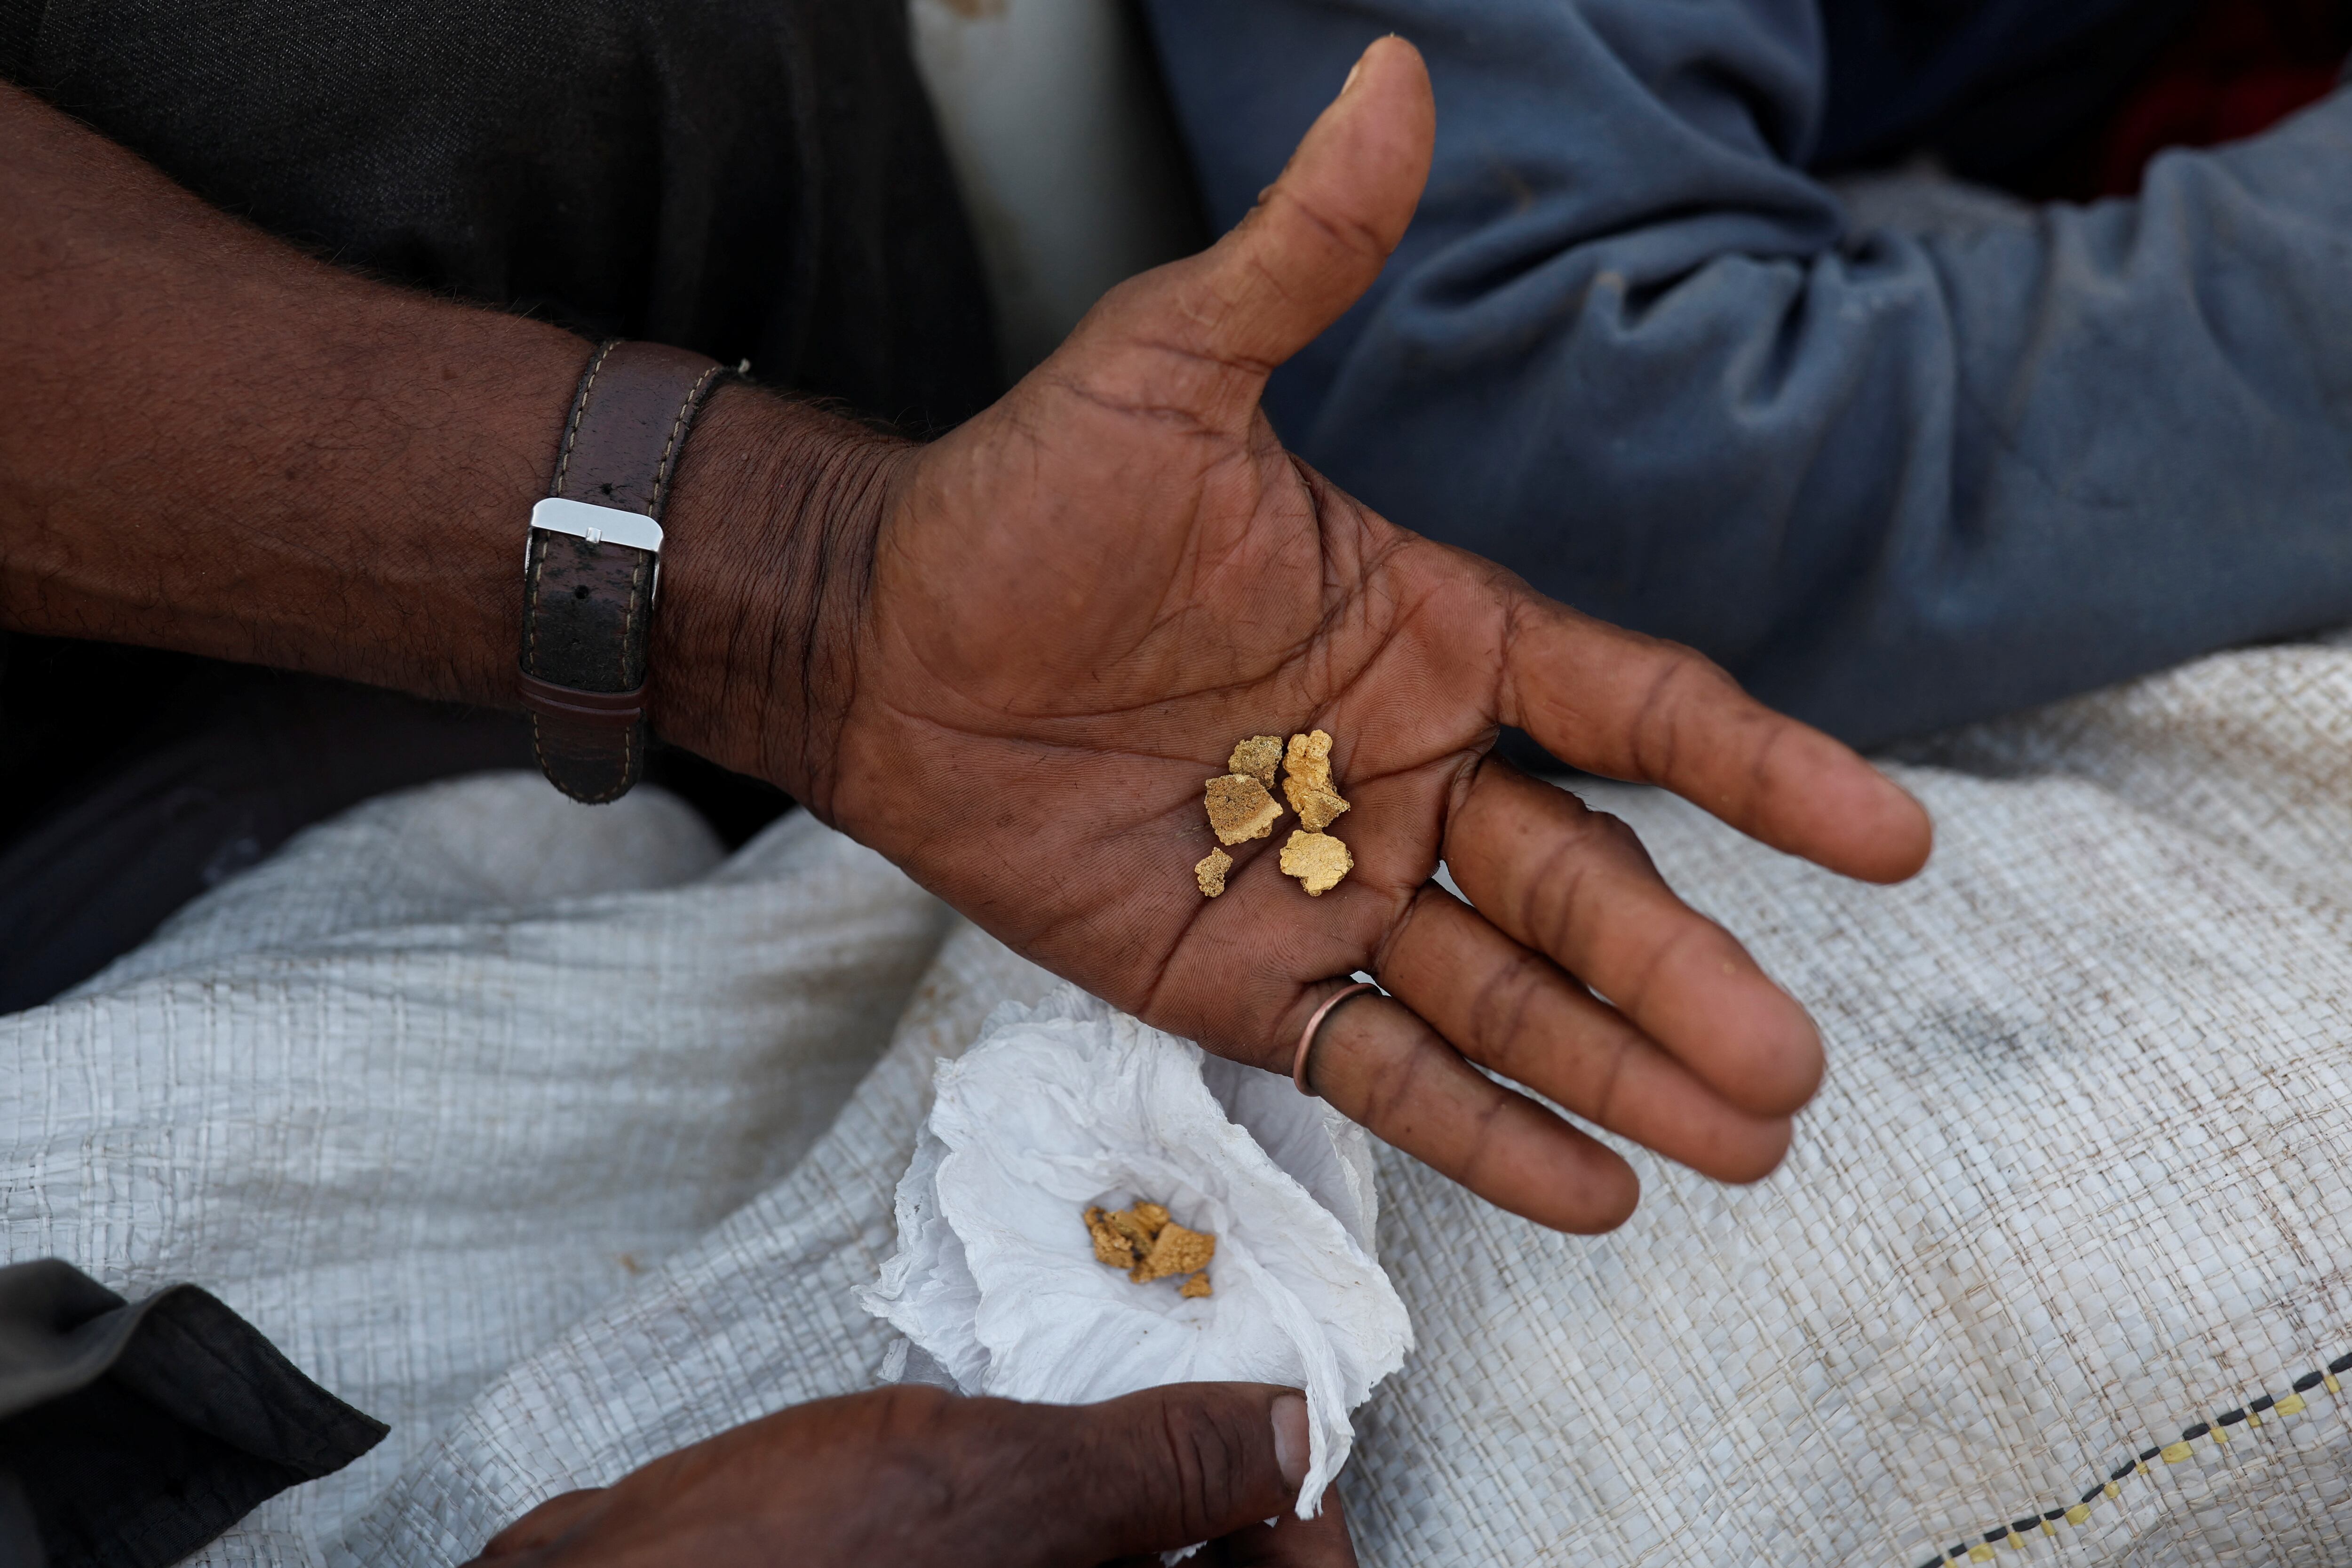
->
left=646, top=382, right=909, bottom=814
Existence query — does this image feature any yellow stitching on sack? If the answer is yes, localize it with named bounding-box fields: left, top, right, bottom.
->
left=1912, top=1351, right=2352, bottom=1568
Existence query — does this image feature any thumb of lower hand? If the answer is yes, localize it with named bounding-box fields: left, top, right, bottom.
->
left=1016, top=1383, right=1311, bottom=1561
left=1059, top=36, right=1434, bottom=426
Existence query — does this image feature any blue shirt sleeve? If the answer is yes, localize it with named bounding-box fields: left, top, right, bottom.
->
left=1140, top=0, right=2352, bottom=746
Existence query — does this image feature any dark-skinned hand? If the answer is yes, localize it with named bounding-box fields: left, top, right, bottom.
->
left=708, top=38, right=1933, bottom=1232
left=0, top=40, right=1930, bottom=1234
left=461, top=1384, right=1350, bottom=1568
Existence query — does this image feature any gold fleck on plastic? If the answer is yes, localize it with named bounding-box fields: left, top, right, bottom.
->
left=1205, top=774, right=1282, bottom=845
left=1280, top=829, right=1353, bottom=896
left=1179, top=1271, right=1213, bottom=1298
left=1195, top=847, right=1232, bottom=898
left=1283, top=730, right=1351, bottom=831
left=1228, top=735, right=1284, bottom=788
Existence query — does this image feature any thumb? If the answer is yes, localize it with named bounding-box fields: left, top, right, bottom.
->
left=1014, top=1383, right=1312, bottom=1560
left=1061, top=36, right=1434, bottom=424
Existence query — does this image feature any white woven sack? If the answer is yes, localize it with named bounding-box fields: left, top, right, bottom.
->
left=6, top=636, right=2352, bottom=1567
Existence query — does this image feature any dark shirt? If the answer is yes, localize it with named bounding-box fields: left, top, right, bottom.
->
left=0, top=0, right=998, bottom=1009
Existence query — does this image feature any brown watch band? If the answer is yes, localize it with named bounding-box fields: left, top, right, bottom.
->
left=520, top=340, right=727, bottom=804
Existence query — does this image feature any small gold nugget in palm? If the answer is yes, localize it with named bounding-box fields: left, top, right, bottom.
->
left=1281, top=730, right=1351, bottom=831
left=1204, top=773, right=1282, bottom=845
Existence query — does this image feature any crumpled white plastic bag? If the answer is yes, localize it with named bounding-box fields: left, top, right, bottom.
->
left=859, top=985, right=1413, bottom=1519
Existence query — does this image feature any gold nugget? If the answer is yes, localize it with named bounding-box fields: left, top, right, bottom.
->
left=1132, top=1221, right=1217, bottom=1284
left=1086, top=1202, right=1167, bottom=1267
left=1082, top=1200, right=1215, bottom=1297
left=1194, top=847, right=1232, bottom=899
left=1279, top=829, right=1353, bottom=896
left=1204, top=773, right=1282, bottom=845
left=1112, top=1203, right=1167, bottom=1251
left=1228, top=735, right=1284, bottom=788
left=1282, top=730, right=1351, bottom=832
left=1083, top=1206, right=1134, bottom=1267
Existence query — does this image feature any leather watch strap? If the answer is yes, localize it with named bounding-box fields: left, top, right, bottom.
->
left=520, top=340, right=727, bottom=803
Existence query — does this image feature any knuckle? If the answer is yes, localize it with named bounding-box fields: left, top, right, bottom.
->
left=1627, top=645, right=1729, bottom=780
left=1581, top=1028, right=1639, bottom=1127
left=1363, top=1032, right=1436, bottom=1132
left=1152, top=1396, right=1256, bottom=1537
left=1744, top=718, right=1793, bottom=814
left=1618, top=916, right=1708, bottom=1015
left=1373, top=880, right=1449, bottom=979
left=1522, top=830, right=1596, bottom=959
left=1269, top=184, right=1391, bottom=267
left=1454, top=1086, right=1519, bottom=1194
left=1587, top=809, right=1642, bottom=852
left=1463, top=944, right=1552, bottom=1075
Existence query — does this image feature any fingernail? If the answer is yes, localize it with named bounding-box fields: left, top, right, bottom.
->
left=1271, top=1392, right=1310, bottom=1488
left=1340, top=60, right=1363, bottom=96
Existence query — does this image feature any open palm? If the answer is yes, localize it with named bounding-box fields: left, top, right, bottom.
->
left=813, top=40, right=1930, bottom=1231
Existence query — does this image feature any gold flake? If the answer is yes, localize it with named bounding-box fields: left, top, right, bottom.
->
left=1279, top=829, right=1353, bottom=896
left=1282, top=731, right=1351, bottom=831
left=1107, top=1208, right=1158, bottom=1251
left=1195, top=847, right=1232, bottom=898
left=1228, top=735, right=1284, bottom=788
left=1291, top=783, right=1350, bottom=833
left=1084, top=1206, right=1135, bottom=1268
left=1083, top=1200, right=1216, bottom=1291
left=1205, top=774, right=1282, bottom=845
left=1132, top=1221, right=1217, bottom=1283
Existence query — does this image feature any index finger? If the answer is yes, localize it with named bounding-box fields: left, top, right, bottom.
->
left=1500, top=595, right=1933, bottom=884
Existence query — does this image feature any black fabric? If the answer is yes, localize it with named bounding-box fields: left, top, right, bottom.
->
left=1816, top=0, right=2201, bottom=183
left=0, top=1260, right=388, bottom=1568
left=0, top=653, right=533, bottom=1013
left=0, top=0, right=997, bottom=426
left=0, top=0, right=1001, bottom=1008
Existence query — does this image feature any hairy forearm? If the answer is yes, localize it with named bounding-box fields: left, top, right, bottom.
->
left=0, top=80, right=893, bottom=803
